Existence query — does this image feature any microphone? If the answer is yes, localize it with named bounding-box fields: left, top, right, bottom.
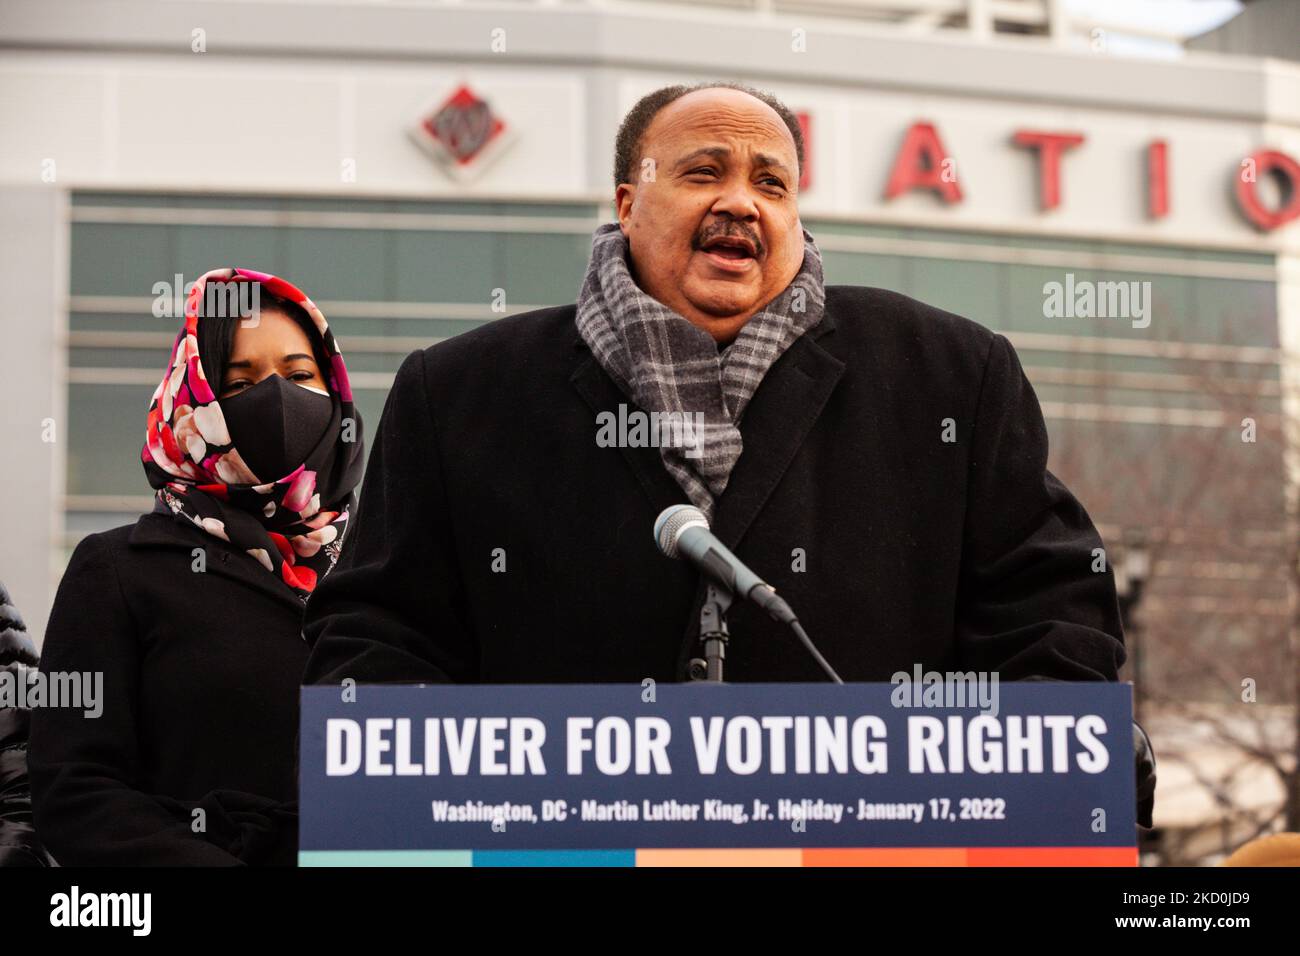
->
left=653, top=504, right=843, bottom=683
left=654, top=504, right=795, bottom=623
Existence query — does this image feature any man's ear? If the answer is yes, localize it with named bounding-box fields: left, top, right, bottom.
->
left=614, top=183, right=636, bottom=232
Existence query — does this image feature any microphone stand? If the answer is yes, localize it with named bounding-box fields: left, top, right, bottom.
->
left=689, top=583, right=733, bottom=683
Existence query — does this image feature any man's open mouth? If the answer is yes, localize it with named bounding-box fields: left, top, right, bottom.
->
left=699, top=236, right=758, bottom=260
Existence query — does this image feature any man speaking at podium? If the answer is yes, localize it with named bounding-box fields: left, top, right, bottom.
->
left=302, top=83, right=1127, bottom=699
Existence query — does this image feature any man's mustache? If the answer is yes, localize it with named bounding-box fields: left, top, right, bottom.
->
left=694, top=225, right=764, bottom=258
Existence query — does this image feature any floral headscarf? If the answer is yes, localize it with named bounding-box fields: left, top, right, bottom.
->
left=141, top=267, right=364, bottom=601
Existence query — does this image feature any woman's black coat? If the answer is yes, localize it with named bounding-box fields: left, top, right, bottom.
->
left=28, top=511, right=308, bottom=865
left=301, top=285, right=1127, bottom=686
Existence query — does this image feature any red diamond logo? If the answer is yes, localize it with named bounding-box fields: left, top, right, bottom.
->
left=410, top=83, right=514, bottom=182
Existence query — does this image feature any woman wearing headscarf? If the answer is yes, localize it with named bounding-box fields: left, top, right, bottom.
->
left=29, top=267, right=364, bottom=865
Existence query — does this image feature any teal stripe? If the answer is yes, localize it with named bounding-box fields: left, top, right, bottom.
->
left=472, top=849, right=636, bottom=867
left=298, top=850, right=473, bottom=867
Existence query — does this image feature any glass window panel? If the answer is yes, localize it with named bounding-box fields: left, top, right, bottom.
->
left=66, top=384, right=155, bottom=496
left=284, top=228, right=391, bottom=301
left=70, top=224, right=172, bottom=296
left=69, top=348, right=169, bottom=369
left=500, top=232, right=591, bottom=306
left=1190, top=277, right=1278, bottom=348
left=903, top=258, right=1002, bottom=329
left=174, top=225, right=284, bottom=282
left=392, top=231, right=497, bottom=303
left=821, top=251, right=905, bottom=290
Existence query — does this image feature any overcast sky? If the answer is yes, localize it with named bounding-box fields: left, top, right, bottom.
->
left=1066, top=0, right=1244, bottom=56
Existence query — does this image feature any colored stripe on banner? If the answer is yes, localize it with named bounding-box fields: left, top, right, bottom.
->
left=472, top=849, right=637, bottom=867
left=636, top=848, right=803, bottom=867
left=298, top=850, right=472, bottom=866
left=301, top=846, right=1135, bottom=867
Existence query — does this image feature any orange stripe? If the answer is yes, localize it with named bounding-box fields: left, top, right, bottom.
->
left=632, top=846, right=1136, bottom=867
left=966, top=847, right=1137, bottom=867
left=804, top=848, right=969, bottom=867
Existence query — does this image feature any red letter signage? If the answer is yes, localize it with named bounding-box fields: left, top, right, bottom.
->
left=1148, top=140, right=1169, bottom=220
left=796, top=111, right=813, bottom=193
left=1012, top=130, right=1084, bottom=211
left=1235, top=149, right=1300, bottom=231
left=883, top=122, right=962, bottom=204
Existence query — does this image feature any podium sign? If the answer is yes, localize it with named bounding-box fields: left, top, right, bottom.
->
left=299, top=682, right=1136, bottom=866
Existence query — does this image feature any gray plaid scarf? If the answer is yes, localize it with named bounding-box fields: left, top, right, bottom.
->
left=576, top=221, right=826, bottom=521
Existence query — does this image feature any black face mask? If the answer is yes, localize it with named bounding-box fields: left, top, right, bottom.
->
left=219, top=374, right=335, bottom=482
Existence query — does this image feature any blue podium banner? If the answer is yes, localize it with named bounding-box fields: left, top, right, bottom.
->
left=299, top=681, right=1136, bottom=867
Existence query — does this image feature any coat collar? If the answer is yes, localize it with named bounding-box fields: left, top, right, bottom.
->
left=128, top=511, right=306, bottom=611
left=709, top=306, right=846, bottom=551
left=570, top=289, right=847, bottom=552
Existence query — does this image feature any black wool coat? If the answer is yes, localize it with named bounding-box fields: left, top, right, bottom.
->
left=302, top=286, right=1126, bottom=686
left=28, top=512, right=307, bottom=865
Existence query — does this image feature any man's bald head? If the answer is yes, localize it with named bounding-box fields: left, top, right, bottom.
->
left=612, top=84, right=808, bottom=344
left=613, top=82, right=805, bottom=190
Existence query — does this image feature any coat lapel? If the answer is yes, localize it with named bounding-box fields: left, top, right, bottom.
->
left=128, top=512, right=306, bottom=611
left=710, top=309, right=846, bottom=551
